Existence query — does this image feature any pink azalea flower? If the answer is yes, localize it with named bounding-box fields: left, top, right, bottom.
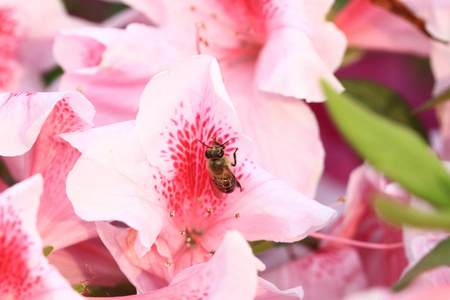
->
left=336, top=0, right=450, bottom=97
left=65, top=55, right=335, bottom=288
left=345, top=286, right=450, bottom=300
left=0, top=0, right=90, bottom=92
left=54, top=24, right=180, bottom=125
left=102, top=231, right=303, bottom=299
left=54, top=0, right=346, bottom=196
left=345, top=228, right=450, bottom=300
left=335, top=0, right=431, bottom=56
left=260, top=246, right=367, bottom=300
left=0, top=91, right=126, bottom=287
left=0, top=91, right=96, bottom=249
left=257, top=163, right=411, bottom=299
left=120, top=0, right=346, bottom=101
left=327, top=164, right=408, bottom=287
left=402, top=226, right=450, bottom=288
left=0, top=174, right=82, bottom=299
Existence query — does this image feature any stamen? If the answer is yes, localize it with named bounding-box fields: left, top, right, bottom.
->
left=164, top=262, right=171, bottom=267
left=209, top=249, right=216, bottom=255
left=180, top=230, right=186, bottom=235
left=169, top=210, right=175, bottom=217
left=328, top=197, right=346, bottom=208
left=309, top=232, right=404, bottom=250
left=206, top=208, right=213, bottom=214
left=205, top=213, right=241, bottom=230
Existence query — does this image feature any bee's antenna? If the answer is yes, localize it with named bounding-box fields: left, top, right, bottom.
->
left=197, top=139, right=210, bottom=148
left=211, top=137, right=228, bottom=148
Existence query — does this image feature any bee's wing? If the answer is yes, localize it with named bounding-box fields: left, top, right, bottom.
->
left=209, top=174, right=224, bottom=199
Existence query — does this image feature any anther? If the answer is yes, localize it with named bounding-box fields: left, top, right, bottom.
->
left=206, top=208, right=213, bottom=214
left=196, top=197, right=201, bottom=202
left=169, top=210, right=175, bottom=217
left=235, top=213, right=240, bottom=218
left=164, top=262, right=171, bottom=267
left=186, top=237, right=192, bottom=243
left=180, top=230, right=186, bottom=235
left=209, top=249, right=216, bottom=255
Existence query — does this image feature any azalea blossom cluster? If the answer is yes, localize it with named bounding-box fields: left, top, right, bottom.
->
left=1, top=0, right=450, bottom=299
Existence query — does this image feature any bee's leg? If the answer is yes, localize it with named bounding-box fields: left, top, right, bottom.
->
left=236, top=179, right=242, bottom=192
left=231, top=148, right=239, bottom=166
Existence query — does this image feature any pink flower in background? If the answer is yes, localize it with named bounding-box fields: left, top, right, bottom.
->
left=121, top=0, right=346, bottom=101
left=257, top=164, right=409, bottom=299
left=55, top=0, right=348, bottom=196
left=260, top=246, right=367, bottom=300
left=344, top=229, right=450, bottom=300
left=0, top=174, right=82, bottom=299
left=0, top=0, right=90, bottom=92
left=0, top=91, right=96, bottom=249
left=328, top=164, right=408, bottom=287
left=335, top=0, right=430, bottom=56
left=0, top=91, right=126, bottom=286
left=54, top=24, right=180, bottom=125
left=65, top=55, right=335, bottom=290
left=336, top=0, right=450, bottom=96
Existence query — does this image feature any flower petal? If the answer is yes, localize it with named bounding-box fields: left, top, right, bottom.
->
left=223, top=62, right=324, bottom=196
left=66, top=122, right=165, bottom=251
left=209, top=161, right=336, bottom=243
left=55, top=24, right=182, bottom=126
left=335, top=0, right=430, bottom=56
left=256, top=28, right=344, bottom=102
left=261, top=247, right=367, bottom=300
left=47, top=237, right=127, bottom=286
left=137, top=55, right=253, bottom=172
left=0, top=91, right=94, bottom=156
left=0, top=91, right=96, bottom=249
left=96, top=221, right=169, bottom=293
left=136, top=55, right=253, bottom=223
left=0, top=175, right=82, bottom=299
left=256, top=277, right=304, bottom=299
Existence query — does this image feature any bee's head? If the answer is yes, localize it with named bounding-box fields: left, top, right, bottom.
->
left=198, top=138, right=227, bottom=158
left=205, top=145, right=224, bottom=158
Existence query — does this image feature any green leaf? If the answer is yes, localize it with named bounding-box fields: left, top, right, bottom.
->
left=340, top=48, right=365, bottom=68
left=392, top=237, right=450, bottom=291
left=43, top=66, right=63, bottom=86
left=42, top=246, right=54, bottom=257
left=322, top=81, right=450, bottom=208
left=249, top=240, right=274, bottom=254
left=73, top=284, right=85, bottom=294
left=374, top=196, right=450, bottom=230
left=84, top=283, right=137, bottom=297
left=341, top=79, right=427, bottom=139
left=413, top=87, right=450, bottom=113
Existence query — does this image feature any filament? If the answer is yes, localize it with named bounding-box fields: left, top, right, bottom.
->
left=309, top=232, right=404, bottom=250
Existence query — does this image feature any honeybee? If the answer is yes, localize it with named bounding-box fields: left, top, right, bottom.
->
left=198, top=137, right=242, bottom=199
